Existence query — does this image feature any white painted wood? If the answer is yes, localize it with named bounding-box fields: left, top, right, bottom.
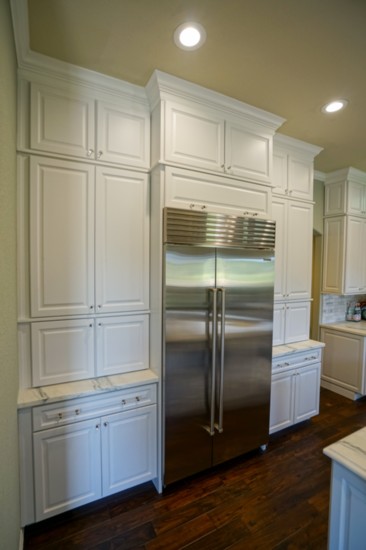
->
left=269, top=371, right=294, bottom=433
left=272, top=303, right=285, bottom=346
left=285, top=301, right=311, bottom=343
left=30, top=82, right=94, bottom=159
left=322, top=216, right=345, bottom=294
left=286, top=200, right=313, bottom=300
left=287, top=154, right=314, bottom=200
left=272, top=197, right=287, bottom=300
left=324, top=179, right=345, bottom=216
left=33, top=420, right=102, bottom=521
left=96, top=315, right=149, bottom=377
left=344, top=217, right=366, bottom=294
left=18, top=408, right=35, bottom=526
left=30, top=156, right=94, bottom=317
left=320, top=328, right=365, bottom=395
left=97, top=99, right=150, bottom=168
left=327, top=462, right=366, bottom=549
left=272, top=148, right=288, bottom=195
left=31, top=319, right=95, bottom=386
left=294, top=363, right=320, bottom=423
left=164, top=165, right=271, bottom=218
left=347, top=180, right=366, bottom=216
left=95, top=166, right=149, bottom=313
left=101, top=405, right=157, bottom=496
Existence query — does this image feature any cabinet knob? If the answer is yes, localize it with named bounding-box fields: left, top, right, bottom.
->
left=135, top=396, right=140, bottom=402
left=190, top=203, right=195, bottom=209
left=227, top=166, right=231, bottom=171
left=97, top=150, right=103, bottom=159
left=96, top=424, right=100, bottom=430
left=252, top=213, right=258, bottom=217
left=75, top=409, right=80, bottom=415
left=103, top=422, right=108, bottom=427
left=122, top=399, right=126, bottom=405
left=201, top=205, right=206, bottom=210
left=58, top=412, right=63, bottom=420
left=90, top=305, right=94, bottom=309
left=86, top=149, right=94, bottom=157
left=89, top=324, right=93, bottom=328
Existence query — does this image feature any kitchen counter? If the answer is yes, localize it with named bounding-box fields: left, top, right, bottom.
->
left=272, top=339, right=325, bottom=359
left=324, top=428, right=366, bottom=547
left=320, top=320, right=366, bottom=337
left=17, top=369, right=159, bottom=409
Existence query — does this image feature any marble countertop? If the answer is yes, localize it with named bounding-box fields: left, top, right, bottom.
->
left=320, top=321, right=366, bottom=337
left=18, top=369, right=159, bottom=409
left=324, top=427, right=366, bottom=481
left=272, top=339, right=325, bottom=358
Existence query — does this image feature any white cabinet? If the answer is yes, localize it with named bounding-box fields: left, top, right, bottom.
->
left=273, top=301, right=310, bottom=346
left=30, top=156, right=149, bottom=317
left=270, top=349, right=322, bottom=434
left=273, top=135, right=322, bottom=201
left=29, top=82, right=150, bottom=169
left=153, top=165, right=272, bottom=218
left=32, top=385, right=157, bottom=521
left=272, top=197, right=313, bottom=301
left=322, top=216, right=366, bottom=295
left=31, top=314, right=149, bottom=385
left=320, top=327, right=366, bottom=399
left=324, top=167, right=366, bottom=217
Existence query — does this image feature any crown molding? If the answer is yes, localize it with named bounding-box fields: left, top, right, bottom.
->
left=314, top=170, right=326, bottom=182
left=274, top=133, right=323, bottom=159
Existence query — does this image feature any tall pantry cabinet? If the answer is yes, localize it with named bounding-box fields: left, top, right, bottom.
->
left=17, top=71, right=158, bottom=525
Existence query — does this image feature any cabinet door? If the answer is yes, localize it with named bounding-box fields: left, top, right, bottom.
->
left=344, top=217, right=366, bottom=294
left=286, top=201, right=313, bottom=299
left=269, top=371, right=295, bottom=434
left=324, top=181, right=345, bottom=216
left=272, top=148, right=288, bottom=195
left=31, top=319, right=95, bottom=386
left=30, top=157, right=94, bottom=317
left=164, top=166, right=271, bottom=218
left=322, top=217, right=345, bottom=294
left=288, top=154, right=313, bottom=201
left=272, top=197, right=287, bottom=300
left=164, top=101, right=225, bottom=172
left=347, top=181, right=366, bottom=216
left=96, top=314, right=149, bottom=377
left=33, top=420, right=101, bottom=521
left=293, top=363, right=320, bottom=423
left=95, top=166, right=149, bottom=313
left=225, top=120, right=272, bottom=184
left=284, top=301, right=310, bottom=343
left=30, top=82, right=94, bottom=159
left=97, top=100, right=150, bottom=168
left=273, top=303, right=285, bottom=346
left=321, top=329, right=364, bottom=393
left=101, top=405, right=157, bottom=496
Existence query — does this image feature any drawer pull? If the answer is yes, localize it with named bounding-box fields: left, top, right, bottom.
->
left=122, top=399, right=126, bottom=405
left=58, top=413, right=63, bottom=420
left=75, top=409, right=80, bottom=415
left=136, top=396, right=140, bottom=402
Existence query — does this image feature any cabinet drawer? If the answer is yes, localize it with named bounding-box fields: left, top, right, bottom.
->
left=272, top=348, right=322, bottom=373
left=32, top=384, right=157, bottom=431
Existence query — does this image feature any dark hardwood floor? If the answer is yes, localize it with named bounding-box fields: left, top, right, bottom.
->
left=24, top=389, right=366, bottom=550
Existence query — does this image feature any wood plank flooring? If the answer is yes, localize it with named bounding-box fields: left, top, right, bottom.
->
left=24, top=389, right=366, bottom=549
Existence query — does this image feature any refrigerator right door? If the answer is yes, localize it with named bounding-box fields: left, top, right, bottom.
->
left=213, top=248, right=275, bottom=465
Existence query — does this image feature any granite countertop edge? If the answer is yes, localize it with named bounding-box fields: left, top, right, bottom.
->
left=323, top=427, right=366, bottom=481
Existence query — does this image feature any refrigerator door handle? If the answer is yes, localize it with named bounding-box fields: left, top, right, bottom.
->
left=207, top=287, right=218, bottom=436
left=216, top=287, right=225, bottom=434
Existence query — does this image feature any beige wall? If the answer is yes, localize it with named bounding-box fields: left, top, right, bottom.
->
left=0, top=0, right=20, bottom=547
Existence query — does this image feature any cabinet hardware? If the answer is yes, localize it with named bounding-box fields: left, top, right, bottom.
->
left=86, top=149, right=94, bottom=157
left=96, top=424, right=100, bottom=430
left=97, top=151, right=103, bottom=159
left=90, top=305, right=94, bottom=309
left=98, top=305, right=102, bottom=309
left=189, top=203, right=195, bottom=209
left=98, top=323, right=102, bottom=327
left=89, top=324, right=93, bottom=328
left=58, top=412, right=63, bottom=420
left=75, top=409, right=80, bottom=415
left=122, top=399, right=126, bottom=405
left=103, top=422, right=108, bottom=427
left=135, top=396, right=140, bottom=402
left=201, top=205, right=206, bottom=210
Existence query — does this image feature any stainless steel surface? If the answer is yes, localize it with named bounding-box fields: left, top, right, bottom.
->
left=163, top=208, right=275, bottom=486
left=164, top=207, right=276, bottom=249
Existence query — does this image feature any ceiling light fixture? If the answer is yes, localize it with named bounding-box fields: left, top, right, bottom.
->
left=322, top=99, right=348, bottom=114
left=174, top=22, right=206, bottom=51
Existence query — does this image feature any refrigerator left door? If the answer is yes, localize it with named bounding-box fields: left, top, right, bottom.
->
left=163, top=244, right=216, bottom=485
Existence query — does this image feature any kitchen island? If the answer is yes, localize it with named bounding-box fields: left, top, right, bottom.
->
left=324, top=427, right=366, bottom=550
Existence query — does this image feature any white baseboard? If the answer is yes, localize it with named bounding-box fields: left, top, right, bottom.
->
left=19, top=528, right=24, bottom=550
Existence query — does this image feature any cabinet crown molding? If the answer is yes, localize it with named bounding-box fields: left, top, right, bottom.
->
left=274, top=133, right=323, bottom=159
left=146, top=70, right=286, bottom=132
left=325, top=167, right=366, bottom=186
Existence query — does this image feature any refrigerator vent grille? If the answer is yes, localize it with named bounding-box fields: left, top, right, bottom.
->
left=164, top=208, right=276, bottom=249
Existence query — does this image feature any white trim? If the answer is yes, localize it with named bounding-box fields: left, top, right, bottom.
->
left=314, top=170, right=326, bottom=182
left=19, top=528, right=24, bottom=550
left=274, top=133, right=323, bottom=159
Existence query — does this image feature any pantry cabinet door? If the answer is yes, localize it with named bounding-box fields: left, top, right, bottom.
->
left=286, top=201, right=313, bottom=300
left=344, top=217, right=366, bottom=294
left=95, top=166, right=149, bottom=313
left=284, top=302, right=310, bottom=344
left=97, top=100, right=150, bottom=168
left=101, top=405, right=157, bottom=496
left=96, top=314, right=149, bottom=377
left=33, top=420, right=101, bottom=521
left=271, top=197, right=287, bottom=300
left=30, top=157, right=94, bottom=317
left=30, top=82, right=94, bottom=159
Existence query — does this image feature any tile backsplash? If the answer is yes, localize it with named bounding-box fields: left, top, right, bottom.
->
left=321, top=294, right=366, bottom=324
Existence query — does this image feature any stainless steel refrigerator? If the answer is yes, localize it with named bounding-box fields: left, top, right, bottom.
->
left=163, top=207, right=276, bottom=485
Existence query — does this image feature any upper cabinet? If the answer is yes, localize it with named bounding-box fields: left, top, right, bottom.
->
left=147, top=70, right=285, bottom=185
left=273, top=135, right=322, bottom=201
left=22, top=80, right=150, bottom=169
left=324, top=167, right=366, bottom=217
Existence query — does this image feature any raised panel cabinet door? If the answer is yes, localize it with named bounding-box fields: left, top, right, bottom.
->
left=324, top=181, right=345, bottom=216
left=344, top=217, right=366, bottom=294
left=269, top=371, right=295, bottom=434
left=101, top=405, right=157, bottom=496
left=164, top=166, right=271, bottom=218
left=30, top=82, right=95, bottom=158
left=272, top=303, right=285, bottom=346
left=225, top=120, right=272, bottom=184
left=164, top=101, right=225, bottom=172
left=347, top=181, right=366, bottom=216
left=286, top=201, right=313, bottom=300
left=272, top=148, right=288, bottom=195
left=322, top=216, right=345, bottom=294
left=30, top=157, right=94, bottom=317
left=33, top=420, right=102, bottom=521
left=96, top=314, right=149, bottom=377
left=96, top=100, right=150, bottom=168
left=287, top=155, right=313, bottom=200
left=95, top=166, right=149, bottom=313
left=271, top=197, right=287, bottom=300
left=284, top=301, right=310, bottom=344
left=293, top=363, right=320, bottom=423
left=31, top=319, right=95, bottom=386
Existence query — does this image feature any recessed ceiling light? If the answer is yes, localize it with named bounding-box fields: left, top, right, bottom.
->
left=322, top=99, right=348, bottom=113
left=174, top=22, right=206, bottom=51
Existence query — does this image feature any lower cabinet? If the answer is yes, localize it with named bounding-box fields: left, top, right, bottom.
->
left=29, top=384, right=157, bottom=522
left=270, top=350, right=321, bottom=434
left=273, top=301, right=311, bottom=346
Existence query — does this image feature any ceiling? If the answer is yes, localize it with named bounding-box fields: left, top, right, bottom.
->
left=26, top=0, right=366, bottom=174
